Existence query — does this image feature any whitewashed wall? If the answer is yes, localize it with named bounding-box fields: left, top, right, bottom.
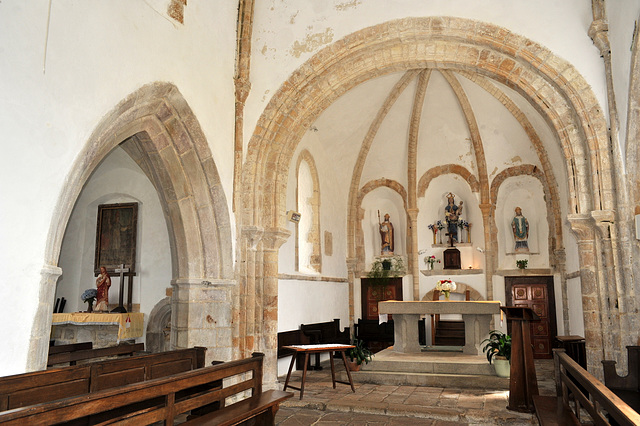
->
left=0, top=1, right=237, bottom=374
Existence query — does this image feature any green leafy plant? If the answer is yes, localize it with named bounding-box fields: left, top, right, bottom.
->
left=347, top=339, right=374, bottom=366
left=366, top=257, right=405, bottom=286
left=516, top=259, right=528, bottom=269
left=481, top=330, right=512, bottom=364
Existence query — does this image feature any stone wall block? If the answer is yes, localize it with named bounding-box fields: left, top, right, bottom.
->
left=181, top=150, right=209, bottom=208
left=160, top=147, right=190, bottom=201
left=148, top=151, right=178, bottom=202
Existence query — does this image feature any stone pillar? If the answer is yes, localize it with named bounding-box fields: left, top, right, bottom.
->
left=408, top=208, right=420, bottom=300
left=479, top=203, right=494, bottom=301
left=171, top=278, right=235, bottom=366
left=591, top=210, right=622, bottom=365
left=260, top=227, right=290, bottom=387
left=240, top=226, right=263, bottom=358
left=346, top=257, right=358, bottom=337
left=553, top=248, right=570, bottom=334
left=567, top=214, right=605, bottom=378
left=27, top=264, right=62, bottom=371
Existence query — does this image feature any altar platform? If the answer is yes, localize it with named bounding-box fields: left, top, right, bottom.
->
left=338, top=346, right=509, bottom=390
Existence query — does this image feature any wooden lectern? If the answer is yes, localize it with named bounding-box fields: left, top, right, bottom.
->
left=501, top=306, right=540, bottom=413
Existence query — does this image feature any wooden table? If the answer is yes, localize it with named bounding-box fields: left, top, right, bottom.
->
left=282, top=344, right=356, bottom=399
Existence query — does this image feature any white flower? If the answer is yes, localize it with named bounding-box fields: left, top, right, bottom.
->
left=436, top=279, right=456, bottom=292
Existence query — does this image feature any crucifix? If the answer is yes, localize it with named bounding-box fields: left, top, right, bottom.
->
left=111, top=264, right=130, bottom=313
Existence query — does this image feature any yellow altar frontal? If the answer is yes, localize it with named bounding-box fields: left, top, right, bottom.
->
left=52, top=312, right=144, bottom=341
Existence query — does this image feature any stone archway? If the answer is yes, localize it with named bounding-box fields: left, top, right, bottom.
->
left=29, top=82, right=233, bottom=371
left=240, top=17, right=612, bottom=382
left=146, top=297, right=172, bottom=353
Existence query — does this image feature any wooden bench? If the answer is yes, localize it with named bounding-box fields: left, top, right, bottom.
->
left=0, top=352, right=293, bottom=426
left=0, top=346, right=206, bottom=411
left=47, top=341, right=145, bottom=366
left=532, top=348, right=640, bottom=425
left=603, top=345, right=640, bottom=413
left=48, top=341, right=92, bottom=356
left=277, top=328, right=310, bottom=370
left=300, top=319, right=350, bottom=369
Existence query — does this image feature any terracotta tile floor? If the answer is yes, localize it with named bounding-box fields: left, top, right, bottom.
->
left=275, top=359, right=555, bottom=425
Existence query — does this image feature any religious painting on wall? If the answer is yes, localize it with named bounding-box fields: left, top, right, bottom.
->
left=94, top=203, right=138, bottom=274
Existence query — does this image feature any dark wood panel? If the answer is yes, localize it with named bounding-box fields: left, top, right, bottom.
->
left=506, top=276, right=556, bottom=359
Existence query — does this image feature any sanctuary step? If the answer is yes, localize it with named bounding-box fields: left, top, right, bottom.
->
left=339, top=347, right=508, bottom=390
left=434, top=320, right=465, bottom=346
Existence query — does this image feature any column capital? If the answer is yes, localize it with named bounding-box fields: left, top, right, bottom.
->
left=589, top=18, right=610, bottom=57
left=262, top=227, right=291, bottom=251
left=241, top=225, right=264, bottom=250
left=567, top=213, right=596, bottom=242
left=407, top=208, right=419, bottom=221
left=591, top=209, right=615, bottom=239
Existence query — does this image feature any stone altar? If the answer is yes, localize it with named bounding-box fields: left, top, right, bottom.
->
left=51, top=312, right=144, bottom=347
left=378, top=301, right=501, bottom=355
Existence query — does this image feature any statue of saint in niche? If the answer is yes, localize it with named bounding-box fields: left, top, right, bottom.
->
left=444, top=193, right=463, bottom=244
left=378, top=211, right=394, bottom=255
left=511, top=207, right=530, bottom=253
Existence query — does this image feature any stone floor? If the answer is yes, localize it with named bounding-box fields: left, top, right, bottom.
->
left=275, top=358, right=555, bottom=425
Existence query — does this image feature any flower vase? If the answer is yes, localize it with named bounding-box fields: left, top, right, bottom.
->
left=87, top=300, right=94, bottom=313
left=433, top=233, right=437, bottom=245
left=429, top=263, right=434, bottom=270
left=439, top=233, right=442, bottom=245
left=467, top=230, right=471, bottom=243
left=443, top=290, right=450, bottom=301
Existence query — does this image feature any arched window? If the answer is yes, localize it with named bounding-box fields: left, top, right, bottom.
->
left=296, top=151, right=321, bottom=273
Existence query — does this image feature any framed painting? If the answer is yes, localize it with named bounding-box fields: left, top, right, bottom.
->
left=94, top=203, right=138, bottom=274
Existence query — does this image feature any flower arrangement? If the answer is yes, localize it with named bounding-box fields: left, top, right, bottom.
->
left=436, top=220, right=445, bottom=231
left=516, top=259, right=528, bottom=269
left=81, top=288, right=97, bottom=312
left=436, top=279, right=456, bottom=300
left=424, top=255, right=440, bottom=270
left=428, top=223, right=437, bottom=234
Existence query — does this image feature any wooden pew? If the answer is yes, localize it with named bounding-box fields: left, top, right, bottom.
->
left=533, top=348, right=640, bottom=425
left=602, top=345, right=640, bottom=413
left=277, top=328, right=310, bottom=370
left=47, top=341, right=145, bottom=366
left=47, top=341, right=92, bottom=356
left=0, top=353, right=293, bottom=426
left=300, top=319, right=350, bottom=370
left=0, top=346, right=206, bottom=411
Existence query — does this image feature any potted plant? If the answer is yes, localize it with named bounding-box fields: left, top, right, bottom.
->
left=366, top=257, right=405, bottom=287
left=346, top=339, right=373, bottom=371
left=481, top=330, right=511, bottom=378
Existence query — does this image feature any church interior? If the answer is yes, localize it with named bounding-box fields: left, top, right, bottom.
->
left=2, top=0, right=640, bottom=421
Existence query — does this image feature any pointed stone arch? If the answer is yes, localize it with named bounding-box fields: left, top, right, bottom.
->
left=29, top=82, right=233, bottom=370
left=240, top=17, right=611, bottom=382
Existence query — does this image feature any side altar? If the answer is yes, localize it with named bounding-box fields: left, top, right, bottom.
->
left=51, top=312, right=144, bottom=348
left=378, top=301, right=501, bottom=355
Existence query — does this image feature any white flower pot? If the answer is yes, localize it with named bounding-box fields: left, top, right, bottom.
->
left=493, top=357, right=510, bottom=378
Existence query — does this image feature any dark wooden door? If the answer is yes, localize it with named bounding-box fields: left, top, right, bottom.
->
left=361, top=278, right=402, bottom=320
left=505, top=276, right=556, bottom=359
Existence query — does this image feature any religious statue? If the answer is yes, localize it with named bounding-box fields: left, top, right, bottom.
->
left=378, top=211, right=394, bottom=255
left=444, top=193, right=463, bottom=244
left=95, top=266, right=111, bottom=312
left=511, top=206, right=530, bottom=253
